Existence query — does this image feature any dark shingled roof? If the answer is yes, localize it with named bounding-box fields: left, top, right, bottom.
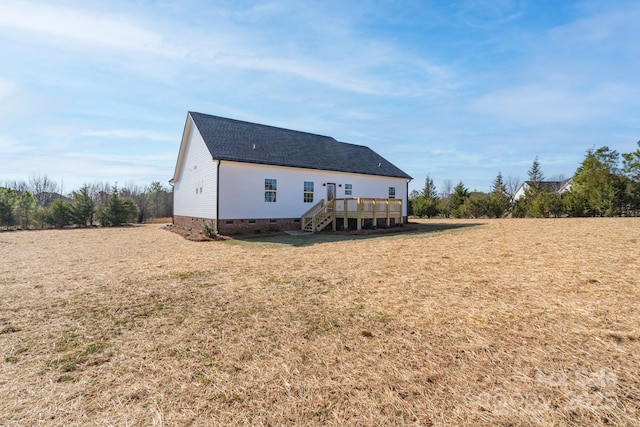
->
left=189, top=112, right=412, bottom=179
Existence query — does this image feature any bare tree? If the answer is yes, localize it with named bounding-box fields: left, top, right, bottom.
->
left=439, top=179, right=453, bottom=218
left=440, top=179, right=453, bottom=199
left=506, top=175, right=522, bottom=205
left=86, top=181, right=112, bottom=208
left=548, top=174, right=567, bottom=192
left=2, top=179, right=29, bottom=193
left=29, top=173, right=59, bottom=206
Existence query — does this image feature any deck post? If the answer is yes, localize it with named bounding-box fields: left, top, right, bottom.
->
left=356, top=198, right=362, bottom=230
left=386, top=199, right=391, bottom=227
left=372, top=199, right=377, bottom=227
left=332, top=203, right=337, bottom=231
left=343, top=199, right=348, bottom=230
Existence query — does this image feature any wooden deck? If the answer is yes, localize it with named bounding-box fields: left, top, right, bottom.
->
left=301, top=198, right=403, bottom=232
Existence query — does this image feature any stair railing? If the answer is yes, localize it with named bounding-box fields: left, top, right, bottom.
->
left=301, top=199, right=325, bottom=231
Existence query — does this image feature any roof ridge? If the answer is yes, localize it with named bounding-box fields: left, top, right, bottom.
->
left=188, top=111, right=337, bottom=141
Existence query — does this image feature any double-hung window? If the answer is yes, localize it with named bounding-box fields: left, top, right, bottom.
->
left=303, top=181, right=314, bottom=203
left=265, top=179, right=277, bottom=202
left=344, top=184, right=352, bottom=196
left=388, top=187, right=396, bottom=199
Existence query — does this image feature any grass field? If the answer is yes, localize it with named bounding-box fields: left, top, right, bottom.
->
left=1, top=219, right=639, bottom=426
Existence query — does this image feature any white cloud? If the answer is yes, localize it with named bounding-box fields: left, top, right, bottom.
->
left=0, top=1, right=182, bottom=57
left=549, top=2, right=640, bottom=52
left=0, top=1, right=456, bottom=97
left=3, top=0, right=637, bottom=195
left=192, top=35, right=453, bottom=97
left=456, top=0, right=525, bottom=28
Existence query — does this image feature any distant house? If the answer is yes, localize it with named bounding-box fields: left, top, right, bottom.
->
left=514, top=178, right=573, bottom=201
left=170, top=112, right=412, bottom=234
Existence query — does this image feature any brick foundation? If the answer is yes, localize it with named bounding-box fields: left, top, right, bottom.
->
left=173, top=215, right=302, bottom=235
left=173, top=215, right=213, bottom=230
left=173, top=215, right=409, bottom=235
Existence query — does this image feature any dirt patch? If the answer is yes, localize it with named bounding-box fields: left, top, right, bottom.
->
left=164, top=224, right=221, bottom=241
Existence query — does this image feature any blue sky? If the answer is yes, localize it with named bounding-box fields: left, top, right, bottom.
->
left=1, top=0, right=639, bottom=194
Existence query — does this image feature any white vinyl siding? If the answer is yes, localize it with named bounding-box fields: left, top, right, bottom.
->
left=172, top=124, right=218, bottom=220
left=218, top=161, right=409, bottom=219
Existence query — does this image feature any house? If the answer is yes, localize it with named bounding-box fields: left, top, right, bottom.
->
left=513, top=178, right=573, bottom=201
left=170, top=112, right=412, bottom=234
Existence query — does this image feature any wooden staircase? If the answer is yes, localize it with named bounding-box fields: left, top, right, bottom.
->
left=301, top=199, right=334, bottom=233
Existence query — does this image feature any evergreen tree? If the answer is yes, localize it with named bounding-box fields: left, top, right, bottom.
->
left=487, top=172, right=510, bottom=218
left=622, top=141, right=640, bottom=181
left=569, top=147, right=622, bottom=216
left=459, top=192, right=488, bottom=218
left=516, top=157, right=549, bottom=217
left=421, top=176, right=438, bottom=199
left=511, top=197, right=528, bottom=218
left=622, top=141, right=640, bottom=215
left=531, top=188, right=563, bottom=218
left=524, top=157, right=544, bottom=206
left=147, top=181, right=166, bottom=219
left=0, top=188, right=18, bottom=229
left=412, top=175, right=440, bottom=218
left=70, top=186, right=96, bottom=226
left=562, top=188, right=588, bottom=217
left=98, top=186, right=139, bottom=226
left=451, top=181, right=469, bottom=218
left=528, top=156, right=545, bottom=185
left=46, top=199, right=71, bottom=228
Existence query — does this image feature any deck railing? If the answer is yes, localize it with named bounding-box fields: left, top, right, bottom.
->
left=303, top=197, right=403, bottom=232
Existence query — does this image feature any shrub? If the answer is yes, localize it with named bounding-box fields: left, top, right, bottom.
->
left=202, top=221, right=217, bottom=238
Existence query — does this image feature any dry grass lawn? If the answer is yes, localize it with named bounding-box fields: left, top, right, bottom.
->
left=1, top=218, right=639, bottom=426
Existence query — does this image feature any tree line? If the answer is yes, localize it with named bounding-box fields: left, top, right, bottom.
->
left=0, top=176, right=172, bottom=230
left=410, top=142, right=640, bottom=218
